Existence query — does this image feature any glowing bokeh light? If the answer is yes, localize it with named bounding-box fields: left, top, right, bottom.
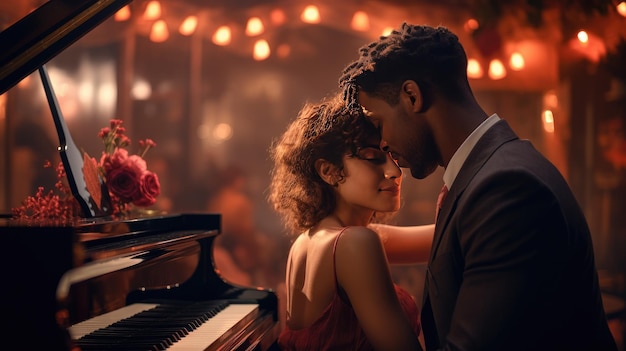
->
left=179, top=16, right=198, bottom=36
left=246, top=17, right=264, bottom=36
left=253, top=39, right=271, bottom=61
left=301, top=5, right=320, bottom=24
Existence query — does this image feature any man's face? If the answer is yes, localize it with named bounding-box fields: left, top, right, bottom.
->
left=358, top=91, right=439, bottom=179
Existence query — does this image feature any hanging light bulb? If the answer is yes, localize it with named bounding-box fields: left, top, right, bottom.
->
left=542, top=110, right=555, bottom=133
left=114, top=5, right=131, bottom=21
left=617, top=2, right=626, bottom=17
left=301, top=5, right=320, bottom=24
left=270, top=8, right=286, bottom=25
left=212, top=26, right=231, bottom=46
left=350, top=11, right=369, bottom=32
left=179, top=16, right=198, bottom=36
left=577, top=30, right=589, bottom=44
left=381, top=26, right=393, bottom=36
left=509, top=52, right=525, bottom=71
left=246, top=17, right=265, bottom=36
left=253, top=39, right=271, bottom=61
left=143, top=0, right=161, bottom=20
left=149, top=19, right=169, bottom=42
left=488, top=59, right=506, bottom=80
left=467, top=58, right=483, bottom=79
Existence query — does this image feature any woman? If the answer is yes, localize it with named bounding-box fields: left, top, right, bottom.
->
left=268, top=93, right=433, bottom=351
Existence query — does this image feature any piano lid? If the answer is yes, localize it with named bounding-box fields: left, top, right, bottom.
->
left=0, top=0, right=132, bottom=95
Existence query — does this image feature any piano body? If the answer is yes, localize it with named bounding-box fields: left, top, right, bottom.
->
left=0, top=0, right=281, bottom=350
left=2, top=214, right=280, bottom=351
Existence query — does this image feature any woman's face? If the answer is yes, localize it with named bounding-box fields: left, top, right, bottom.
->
left=336, top=143, right=402, bottom=213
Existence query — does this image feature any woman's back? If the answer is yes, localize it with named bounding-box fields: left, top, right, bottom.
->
left=279, top=224, right=421, bottom=351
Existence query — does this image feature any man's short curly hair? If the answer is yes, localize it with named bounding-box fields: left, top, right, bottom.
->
left=339, top=23, right=470, bottom=115
left=268, top=93, right=382, bottom=234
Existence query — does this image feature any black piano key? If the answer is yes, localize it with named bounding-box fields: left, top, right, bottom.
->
left=75, top=300, right=234, bottom=351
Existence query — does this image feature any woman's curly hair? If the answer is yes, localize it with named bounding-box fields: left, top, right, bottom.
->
left=268, top=93, right=380, bottom=234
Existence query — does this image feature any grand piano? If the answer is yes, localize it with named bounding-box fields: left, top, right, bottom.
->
left=0, top=1, right=280, bottom=350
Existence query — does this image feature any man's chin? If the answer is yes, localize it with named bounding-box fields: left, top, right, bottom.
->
left=409, top=163, right=438, bottom=180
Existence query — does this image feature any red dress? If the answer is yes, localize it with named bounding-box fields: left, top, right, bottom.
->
left=278, top=229, right=421, bottom=350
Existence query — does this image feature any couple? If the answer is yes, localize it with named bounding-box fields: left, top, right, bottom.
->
left=268, top=23, right=617, bottom=351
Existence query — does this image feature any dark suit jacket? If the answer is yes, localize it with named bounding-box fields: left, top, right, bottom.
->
left=420, top=120, right=617, bottom=351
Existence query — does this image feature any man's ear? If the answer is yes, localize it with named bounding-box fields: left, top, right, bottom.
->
left=401, top=80, right=429, bottom=113
left=314, top=159, right=336, bottom=185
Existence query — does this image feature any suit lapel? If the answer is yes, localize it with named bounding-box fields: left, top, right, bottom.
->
left=428, top=120, right=519, bottom=263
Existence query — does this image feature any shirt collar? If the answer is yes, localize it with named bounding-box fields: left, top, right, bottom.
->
left=443, top=113, right=500, bottom=188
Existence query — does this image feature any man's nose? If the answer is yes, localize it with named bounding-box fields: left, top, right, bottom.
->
left=380, top=139, right=390, bottom=152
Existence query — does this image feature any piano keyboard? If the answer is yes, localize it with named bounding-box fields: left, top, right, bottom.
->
left=69, top=301, right=260, bottom=350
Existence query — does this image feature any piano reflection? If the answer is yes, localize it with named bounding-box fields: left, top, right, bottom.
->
left=0, top=0, right=281, bottom=350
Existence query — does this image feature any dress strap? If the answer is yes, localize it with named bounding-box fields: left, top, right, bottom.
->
left=332, top=227, right=349, bottom=292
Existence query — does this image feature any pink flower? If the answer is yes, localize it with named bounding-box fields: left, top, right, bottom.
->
left=133, top=171, right=161, bottom=206
left=101, top=148, right=129, bottom=173
left=128, top=154, right=147, bottom=172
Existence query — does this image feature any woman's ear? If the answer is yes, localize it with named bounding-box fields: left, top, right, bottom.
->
left=315, top=159, right=337, bottom=186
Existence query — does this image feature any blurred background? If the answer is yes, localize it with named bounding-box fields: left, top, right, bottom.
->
left=1, top=0, right=626, bottom=345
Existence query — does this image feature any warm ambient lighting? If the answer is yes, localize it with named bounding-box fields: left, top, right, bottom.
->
left=143, top=0, right=161, bottom=20
left=270, top=8, right=286, bottom=25
left=301, top=5, right=321, bottom=24
left=542, top=110, right=555, bottom=133
left=509, top=52, right=525, bottom=71
left=212, top=26, right=231, bottom=46
left=617, top=2, right=626, bottom=17
left=246, top=17, right=265, bottom=36
left=488, top=59, right=506, bottom=80
left=577, top=30, right=589, bottom=44
left=253, top=39, right=271, bottom=61
left=467, top=58, right=483, bottom=79
left=276, top=44, right=291, bottom=58
left=381, top=26, right=393, bottom=36
left=179, top=16, right=198, bottom=36
left=350, top=11, right=370, bottom=32
left=149, top=20, right=169, bottom=42
left=464, top=18, right=479, bottom=32
left=114, top=5, right=130, bottom=21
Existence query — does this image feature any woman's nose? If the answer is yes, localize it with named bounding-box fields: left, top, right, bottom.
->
left=384, top=153, right=402, bottom=179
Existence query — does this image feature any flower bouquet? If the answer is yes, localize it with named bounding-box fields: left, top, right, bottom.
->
left=12, top=119, right=161, bottom=222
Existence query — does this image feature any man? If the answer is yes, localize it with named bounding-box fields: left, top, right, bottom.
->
left=339, top=23, right=617, bottom=351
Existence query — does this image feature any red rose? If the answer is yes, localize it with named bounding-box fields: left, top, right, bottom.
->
left=105, top=162, right=142, bottom=202
left=133, top=171, right=161, bottom=207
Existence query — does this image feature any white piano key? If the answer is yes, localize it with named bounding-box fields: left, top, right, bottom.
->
left=68, top=302, right=159, bottom=339
left=167, top=303, right=259, bottom=351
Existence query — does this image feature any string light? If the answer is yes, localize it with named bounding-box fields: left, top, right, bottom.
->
left=301, top=5, right=320, bottom=24
left=509, top=52, right=525, bottom=71
left=577, top=30, right=589, bottom=44
left=246, top=17, right=265, bottom=36
left=253, top=39, right=271, bottom=61
left=488, top=59, right=506, bottom=80
left=542, top=110, right=555, bottom=133
left=467, top=58, right=483, bottom=79
left=617, top=2, right=626, bottom=17
left=114, top=5, right=131, bottom=22
left=350, top=11, right=369, bottom=32
left=143, top=0, right=161, bottom=20
left=179, top=15, right=198, bottom=36
left=149, top=20, right=169, bottom=42
left=270, top=8, right=286, bottom=25
left=212, top=26, right=232, bottom=46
